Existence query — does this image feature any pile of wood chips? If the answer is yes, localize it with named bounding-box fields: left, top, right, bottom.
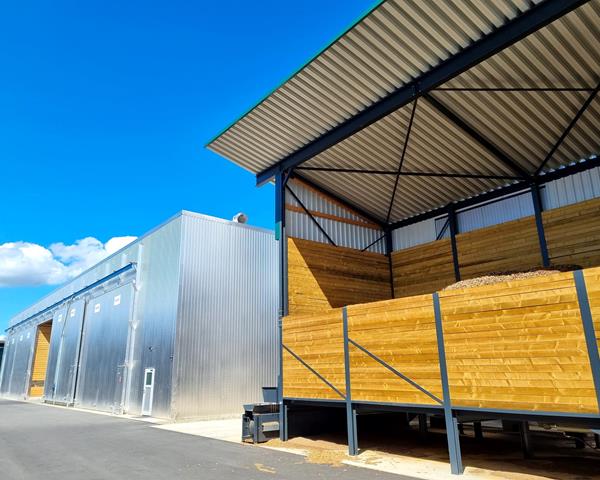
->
left=443, top=265, right=580, bottom=291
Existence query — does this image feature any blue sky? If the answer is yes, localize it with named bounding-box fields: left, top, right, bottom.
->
left=0, top=0, right=376, bottom=331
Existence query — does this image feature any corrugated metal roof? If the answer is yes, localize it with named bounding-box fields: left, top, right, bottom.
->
left=208, top=0, right=600, bottom=223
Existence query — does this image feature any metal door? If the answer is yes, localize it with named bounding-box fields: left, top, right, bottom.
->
left=75, top=284, right=134, bottom=413
left=50, top=300, right=86, bottom=404
left=141, top=368, right=155, bottom=416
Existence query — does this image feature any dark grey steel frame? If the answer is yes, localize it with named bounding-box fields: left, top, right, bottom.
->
left=275, top=262, right=600, bottom=475
left=269, top=1, right=600, bottom=474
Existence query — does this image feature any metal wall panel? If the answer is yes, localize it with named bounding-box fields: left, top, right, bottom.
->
left=173, top=213, right=278, bottom=419
left=0, top=334, right=16, bottom=395
left=392, top=217, right=437, bottom=250
left=457, top=191, right=534, bottom=233
left=286, top=180, right=385, bottom=253
left=45, top=300, right=85, bottom=404
left=542, top=165, right=600, bottom=210
left=127, top=215, right=182, bottom=418
left=43, top=307, right=68, bottom=399
left=0, top=326, right=36, bottom=398
left=75, top=284, right=133, bottom=413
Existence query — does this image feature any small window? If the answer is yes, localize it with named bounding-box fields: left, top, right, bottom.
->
left=145, top=371, right=153, bottom=386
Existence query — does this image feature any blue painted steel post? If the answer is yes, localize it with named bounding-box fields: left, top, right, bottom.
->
left=433, top=292, right=464, bottom=475
left=276, top=171, right=289, bottom=441
left=343, top=307, right=358, bottom=455
left=573, top=270, right=600, bottom=410
left=447, top=206, right=461, bottom=282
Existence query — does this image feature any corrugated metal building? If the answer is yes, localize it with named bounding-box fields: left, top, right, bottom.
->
left=0, top=211, right=277, bottom=420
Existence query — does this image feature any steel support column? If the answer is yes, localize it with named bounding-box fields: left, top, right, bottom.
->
left=573, top=270, right=600, bottom=410
left=448, top=206, right=461, bottom=282
left=385, top=229, right=396, bottom=298
left=530, top=184, right=550, bottom=267
left=433, top=292, right=464, bottom=475
left=343, top=307, right=358, bottom=455
left=520, top=421, right=533, bottom=458
left=276, top=171, right=290, bottom=441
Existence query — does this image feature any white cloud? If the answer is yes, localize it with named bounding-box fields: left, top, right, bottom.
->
left=0, top=236, right=136, bottom=287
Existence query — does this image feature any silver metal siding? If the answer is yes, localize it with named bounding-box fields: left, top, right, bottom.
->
left=542, top=164, right=600, bottom=209
left=457, top=191, right=534, bottom=233
left=286, top=180, right=385, bottom=253
left=173, top=213, right=278, bottom=419
left=0, top=326, right=35, bottom=398
left=392, top=217, right=438, bottom=250
left=128, top=215, right=182, bottom=418
left=2, top=214, right=182, bottom=419
left=46, top=300, right=85, bottom=403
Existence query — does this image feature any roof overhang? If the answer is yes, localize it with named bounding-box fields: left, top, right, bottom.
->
left=208, top=0, right=600, bottom=225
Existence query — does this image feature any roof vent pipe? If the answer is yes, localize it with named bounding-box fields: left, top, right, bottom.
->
left=232, top=212, right=248, bottom=224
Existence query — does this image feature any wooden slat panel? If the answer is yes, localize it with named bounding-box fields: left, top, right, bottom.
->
left=439, top=272, right=599, bottom=414
left=583, top=266, right=600, bottom=362
left=456, top=216, right=542, bottom=279
left=287, top=237, right=392, bottom=316
left=347, top=296, right=443, bottom=405
left=391, top=239, right=455, bottom=297
left=29, top=323, right=52, bottom=397
left=282, top=309, right=346, bottom=400
left=544, top=197, right=600, bottom=268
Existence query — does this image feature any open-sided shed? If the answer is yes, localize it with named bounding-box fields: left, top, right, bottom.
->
left=208, top=0, right=600, bottom=474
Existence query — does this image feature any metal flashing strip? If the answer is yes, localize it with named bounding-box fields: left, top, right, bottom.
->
left=573, top=270, right=600, bottom=412
left=347, top=337, right=442, bottom=405
left=282, top=344, right=345, bottom=399
left=6, top=263, right=136, bottom=333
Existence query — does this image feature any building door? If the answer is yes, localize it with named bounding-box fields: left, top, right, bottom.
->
left=49, top=300, right=86, bottom=405
left=75, top=284, right=134, bottom=413
left=29, top=322, right=52, bottom=397
left=141, top=368, right=155, bottom=416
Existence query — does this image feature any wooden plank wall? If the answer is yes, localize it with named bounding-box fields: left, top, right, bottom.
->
left=456, top=216, right=541, bottom=279
left=584, top=267, right=600, bottom=361
left=544, top=198, right=600, bottom=268
left=439, top=272, right=598, bottom=413
left=347, top=296, right=442, bottom=405
left=282, top=268, right=600, bottom=414
left=391, top=196, right=600, bottom=296
left=282, top=309, right=346, bottom=400
left=287, top=237, right=392, bottom=316
left=391, top=239, right=455, bottom=298
left=29, top=322, right=52, bottom=397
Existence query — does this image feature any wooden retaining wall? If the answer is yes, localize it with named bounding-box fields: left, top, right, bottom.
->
left=287, top=237, right=392, bottom=316
left=282, top=267, right=600, bottom=415
left=391, top=197, right=600, bottom=298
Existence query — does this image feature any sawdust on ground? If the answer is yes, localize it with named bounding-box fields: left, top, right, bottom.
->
left=443, top=265, right=579, bottom=291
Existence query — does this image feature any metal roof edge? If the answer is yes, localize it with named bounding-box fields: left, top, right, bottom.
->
left=204, top=0, right=385, bottom=147
left=180, top=210, right=274, bottom=235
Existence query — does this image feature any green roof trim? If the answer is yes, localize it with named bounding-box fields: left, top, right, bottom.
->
left=205, top=0, right=386, bottom=147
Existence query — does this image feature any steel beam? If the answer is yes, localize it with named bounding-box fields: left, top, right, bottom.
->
left=530, top=184, right=550, bottom=267
left=256, top=0, right=586, bottom=185
left=424, top=94, right=530, bottom=179
left=448, top=206, right=461, bottom=282
left=296, top=166, right=520, bottom=180
left=573, top=270, right=600, bottom=410
left=535, top=81, right=600, bottom=175
left=275, top=171, right=289, bottom=441
left=285, top=184, right=336, bottom=246
left=388, top=156, right=600, bottom=231
left=291, top=172, right=385, bottom=228
left=343, top=307, right=359, bottom=455
left=433, top=292, right=464, bottom=475
left=386, top=98, right=418, bottom=223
